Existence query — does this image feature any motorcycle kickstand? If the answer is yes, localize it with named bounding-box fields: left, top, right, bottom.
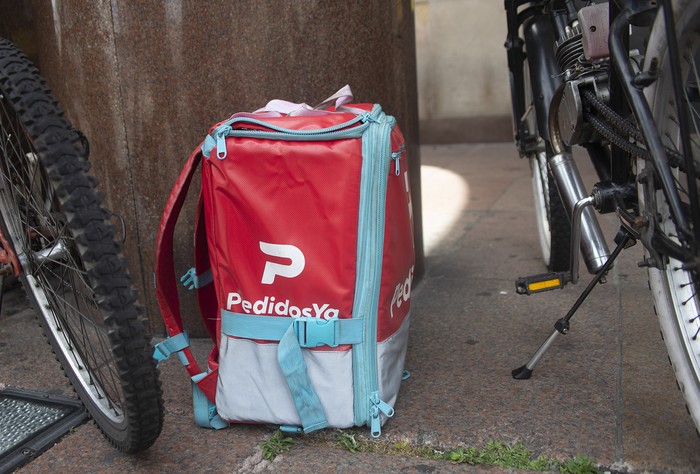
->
left=512, top=227, right=636, bottom=380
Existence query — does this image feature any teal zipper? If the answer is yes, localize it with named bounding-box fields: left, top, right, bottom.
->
left=201, top=106, right=383, bottom=159
left=351, top=107, right=396, bottom=437
left=370, top=391, right=395, bottom=437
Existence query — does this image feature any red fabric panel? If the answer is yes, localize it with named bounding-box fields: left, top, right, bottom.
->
left=202, top=136, right=363, bottom=351
left=377, top=128, right=415, bottom=341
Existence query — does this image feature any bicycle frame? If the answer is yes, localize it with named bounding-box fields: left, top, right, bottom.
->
left=504, top=0, right=699, bottom=271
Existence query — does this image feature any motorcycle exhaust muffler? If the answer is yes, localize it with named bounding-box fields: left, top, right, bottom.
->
left=549, top=152, right=610, bottom=275
left=548, top=86, right=611, bottom=276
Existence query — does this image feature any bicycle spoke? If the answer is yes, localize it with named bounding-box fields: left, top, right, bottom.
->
left=33, top=272, right=123, bottom=410
left=0, top=135, right=127, bottom=418
left=0, top=36, right=161, bottom=451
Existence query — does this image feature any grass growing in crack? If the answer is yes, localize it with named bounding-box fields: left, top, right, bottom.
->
left=337, top=432, right=362, bottom=453
left=559, top=454, right=598, bottom=474
left=260, top=430, right=296, bottom=461
left=443, top=442, right=598, bottom=473
left=444, top=441, right=558, bottom=471
left=335, top=434, right=598, bottom=473
left=335, top=432, right=438, bottom=459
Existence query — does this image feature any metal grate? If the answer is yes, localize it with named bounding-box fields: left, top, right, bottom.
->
left=0, top=388, right=87, bottom=473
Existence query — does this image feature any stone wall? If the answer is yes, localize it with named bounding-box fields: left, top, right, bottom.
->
left=415, top=0, right=512, bottom=143
left=2, top=1, right=423, bottom=336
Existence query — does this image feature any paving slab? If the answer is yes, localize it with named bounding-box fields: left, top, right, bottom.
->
left=0, top=143, right=698, bottom=472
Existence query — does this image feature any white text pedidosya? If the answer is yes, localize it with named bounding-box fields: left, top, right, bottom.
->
left=390, top=265, right=414, bottom=318
left=226, top=293, right=340, bottom=320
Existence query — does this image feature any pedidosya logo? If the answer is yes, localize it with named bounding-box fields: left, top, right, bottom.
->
left=390, top=265, right=414, bottom=318
left=259, top=242, right=305, bottom=284
left=226, top=242, right=340, bottom=320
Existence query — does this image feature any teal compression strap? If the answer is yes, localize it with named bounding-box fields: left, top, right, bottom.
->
left=221, top=311, right=364, bottom=347
left=220, top=311, right=364, bottom=433
left=277, top=324, right=329, bottom=433
left=191, top=373, right=227, bottom=429
left=152, top=332, right=190, bottom=365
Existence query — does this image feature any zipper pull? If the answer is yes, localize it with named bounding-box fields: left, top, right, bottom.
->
left=215, top=125, right=232, bottom=160
left=360, top=112, right=379, bottom=124
left=391, top=144, right=405, bottom=176
left=370, top=405, right=381, bottom=438
left=369, top=392, right=395, bottom=438
left=216, top=135, right=226, bottom=160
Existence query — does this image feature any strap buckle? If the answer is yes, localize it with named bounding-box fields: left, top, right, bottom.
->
left=152, top=331, right=190, bottom=365
left=180, top=267, right=213, bottom=290
left=293, top=318, right=337, bottom=348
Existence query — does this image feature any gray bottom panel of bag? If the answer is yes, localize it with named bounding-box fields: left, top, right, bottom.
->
left=215, top=313, right=411, bottom=429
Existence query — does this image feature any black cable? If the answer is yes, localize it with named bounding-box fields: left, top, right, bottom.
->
left=585, top=112, right=650, bottom=158
left=582, top=88, right=699, bottom=174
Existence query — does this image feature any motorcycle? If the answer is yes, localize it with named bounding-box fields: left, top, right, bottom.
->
left=504, top=0, right=700, bottom=434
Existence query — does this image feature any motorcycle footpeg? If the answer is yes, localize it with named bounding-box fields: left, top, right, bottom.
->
left=515, top=272, right=569, bottom=295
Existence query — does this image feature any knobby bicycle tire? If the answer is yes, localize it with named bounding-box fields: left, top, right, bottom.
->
left=0, top=37, right=163, bottom=452
left=642, top=0, right=700, bottom=435
left=530, top=151, right=572, bottom=271
left=521, top=52, right=571, bottom=272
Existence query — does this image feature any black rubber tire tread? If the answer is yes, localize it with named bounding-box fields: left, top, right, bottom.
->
left=0, top=37, right=163, bottom=452
left=516, top=34, right=573, bottom=272
left=522, top=57, right=572, bottom=272
left=545, top=168, right=572, bottom=272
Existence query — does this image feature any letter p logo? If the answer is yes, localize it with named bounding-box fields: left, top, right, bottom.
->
left=260, top=242, right=305, bottom=285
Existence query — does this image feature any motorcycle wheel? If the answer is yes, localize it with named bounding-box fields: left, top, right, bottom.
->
left=643, top=0, right=700, bottom=435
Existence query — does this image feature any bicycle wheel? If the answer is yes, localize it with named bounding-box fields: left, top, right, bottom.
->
left=0, top=38, right=163, bottom=451
left=522, top=55, right=571, bottom=272
left=642, top=0, right=700, bottom=434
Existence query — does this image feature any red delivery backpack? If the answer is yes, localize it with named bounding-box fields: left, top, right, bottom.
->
left=153, top=86, right=415, bottom=436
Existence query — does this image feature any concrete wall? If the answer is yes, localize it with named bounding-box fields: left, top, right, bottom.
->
left=1, top=0, right=423, bottom=336
left=415, top=0, right=512, bottom=143
left=0, top=0, right=511, bottom=336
